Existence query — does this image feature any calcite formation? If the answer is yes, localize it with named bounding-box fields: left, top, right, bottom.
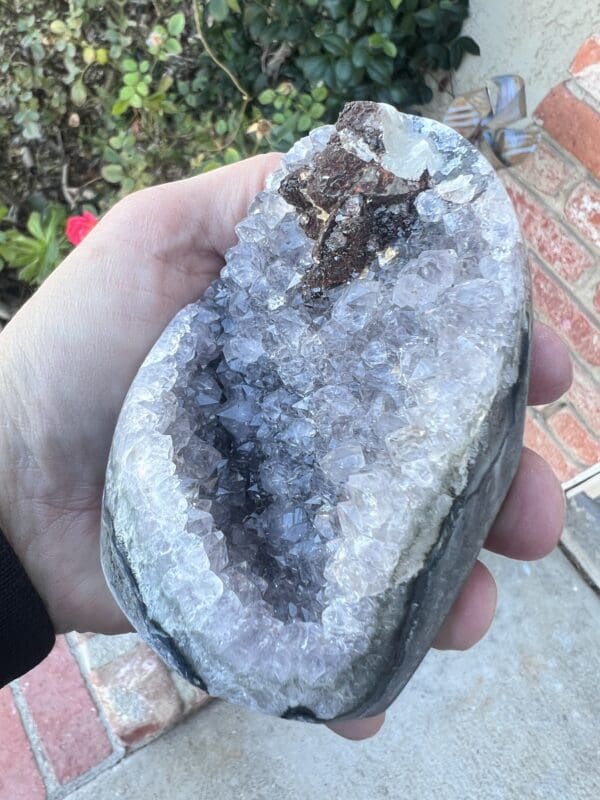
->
left=101, top=102, right=530, bottom=721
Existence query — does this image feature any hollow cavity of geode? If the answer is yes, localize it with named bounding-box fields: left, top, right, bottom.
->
left=101, top=102, right=530, bottom=721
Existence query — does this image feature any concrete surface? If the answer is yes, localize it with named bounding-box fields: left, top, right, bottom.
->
left=67, top=548, right=600, bottom=800
left=426, top=1, right=600, bottom=119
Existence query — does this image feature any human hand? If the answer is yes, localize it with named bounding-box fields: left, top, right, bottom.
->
left=0, top=155, right=571, bottom=739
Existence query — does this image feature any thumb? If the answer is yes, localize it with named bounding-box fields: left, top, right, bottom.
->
left=99, top=152, right=284, bottom=286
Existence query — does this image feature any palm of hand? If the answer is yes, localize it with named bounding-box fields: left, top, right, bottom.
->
left=0, top=156, right=279, bottom=632
left=0, top=155, right=571, bottom=739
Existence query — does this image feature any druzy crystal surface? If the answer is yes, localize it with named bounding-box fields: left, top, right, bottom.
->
left=101, top=102, right=530, bottom=721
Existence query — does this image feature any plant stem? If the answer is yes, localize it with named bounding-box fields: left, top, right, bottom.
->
left=191, top=0, right=249, bottom=101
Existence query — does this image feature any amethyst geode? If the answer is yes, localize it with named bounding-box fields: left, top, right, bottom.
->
left=101, top=102, right=530, bottom=721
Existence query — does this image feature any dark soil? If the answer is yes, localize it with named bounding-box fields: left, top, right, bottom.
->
left=0, top=271, right=32, bottom=329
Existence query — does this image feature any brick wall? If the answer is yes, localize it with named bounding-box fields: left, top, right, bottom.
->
left=501, top=35, right=600, bottom=481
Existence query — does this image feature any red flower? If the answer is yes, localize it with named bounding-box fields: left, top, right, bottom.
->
left=65, top=211, right=98, bottom=245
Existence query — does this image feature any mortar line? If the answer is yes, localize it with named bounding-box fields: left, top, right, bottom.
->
left=65, top=632, right=126, bottom=758
left=10, top=680, right=60, bottom=796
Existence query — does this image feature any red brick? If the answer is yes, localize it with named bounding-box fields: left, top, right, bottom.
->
left=535, top=84, right=600, bottom=179
left=568, top=364, right=600, bottom=433
left=19, top=637, right=112, bottom=784
left=90, top=644, right=182, bottom=748
left=513, top=140, right=574, bottom=197
left=548, top=408, right=600, bottom=465
left=565, top=182, right=600, bottom=249
left=524, top=415, right=579, bottom=481
left=530, top=256, right=600, bottom=367
left=570, top=34, right=600, bottom=104
left=571, top=35, right=600, bottom=74
left=0, top=688, right=45, bottom=800
left=503, top=177, right=595, bottom=282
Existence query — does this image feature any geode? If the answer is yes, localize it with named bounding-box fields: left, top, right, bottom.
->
left=101, top=102, right=530, bottom=721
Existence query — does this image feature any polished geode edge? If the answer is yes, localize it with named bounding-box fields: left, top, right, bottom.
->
left=101, top=309, right=531, bottom=722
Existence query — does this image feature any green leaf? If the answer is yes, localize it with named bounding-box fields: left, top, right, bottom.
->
left=425, top=43, right=447, bottom=66
left=129, top=93, right=143, bottom=109
left=397, top=14, right=416, bottom=37
left=322, top=0, right=345, bottom=19
left=309, top=102, right=326, bottom=119
left=368, top=33, right=385, bottom=48
left=26, top=212, right=43, bottom=240
left=167, top=12, right=186, bottom=37
left=321, top=33, right=346, bottom=56
left=297, top=54, right=329, bottom=82
left=157, top=75, right=174, bottom=93
left=123, top=72, right=139, bottom=86
left=448, top=39, right=463, bottom=69
left=227, top=0, right=241, bottom=11
left=208, top=0, right=230, bottom=22
left=334, top=57, right=353, bottom=85
left=119, top=85, right=135, bottom=101
left=456, top=36, right=480, bottom=55
left=122, top=178, right=136, bottom=194
left=215, top=119, right=228, bottom=135
left=366, top=58, right=393, bottom=85
left=258, top=88, right=276, bottom=104
left=139, top=60, right=150, bottom=74
left=111, top=98, right=130, bottom=117
left=311, top=85, right=328, bottom=102
left=383, top=40, right=397, bottom=58
left=136, top=82, right=150, bottom=97
left=101, top=164, right=125, bottom=184
left=297, top=113, right=312, bottom=132
left=352, top=42, right=369, bottom=68
left=165, top=38, right=182, bottom=55
left=70, top=80, right=87, bottom=106
left=389, top=0, right=403, bottom=8
left=49, top=20, right=66, bottom=35
left=440, top=0, right=468, bottom=20
left=122, top=58, right=137, bottom=72
left=224, top=147, right=240, bottom=164
left=82, top=46, right=96, bottom=65
left=201, top=160, right=222, bottom=173
left=352, top=1, right=369, bottom=27
left=413, top=8, right=438, bottom=27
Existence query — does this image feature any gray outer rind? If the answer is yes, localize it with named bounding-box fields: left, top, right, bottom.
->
left=101, top=311, right=531, bottom=721
left=101, top=506, right=210, bottom=692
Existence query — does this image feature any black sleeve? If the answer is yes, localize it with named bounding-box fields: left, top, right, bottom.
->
left=0, top=527, right=55, bottom=687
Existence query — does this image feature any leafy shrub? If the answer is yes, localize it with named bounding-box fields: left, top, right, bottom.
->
left=0, top=204, right=68, bottom=284
left=0, top=0, right=478, bottom=284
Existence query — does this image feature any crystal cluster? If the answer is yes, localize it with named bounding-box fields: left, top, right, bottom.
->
left=101, top=102, right=530, bottom=721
